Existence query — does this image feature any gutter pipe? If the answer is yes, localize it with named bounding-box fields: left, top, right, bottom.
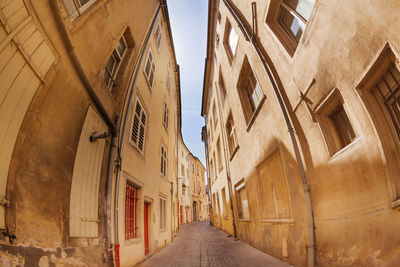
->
left=221, top=0, right=316, bottom=266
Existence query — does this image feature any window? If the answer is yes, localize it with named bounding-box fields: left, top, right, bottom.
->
left=160, top=145, right=167, bottom=176
left=209, top=160, right=214, bottom=182
left=223, top=19, right=238, bottom=63
left=315, top=89, right=356, bottom=156
left=226, top=113, right=239, bottom=157
left=166, top=68, right=171, bottom=93
left=235, top=181, right=249, bottom=219
left=213, top=103, right=218, bottom=126
left=130, top=98, right=147, bottom=154
left=103, top=36, right=128, bottom=89
left=144, top=48, right=156, bottom=90
left=182, top=184, right=186, bottom=195
left=357, top=45, right=400, bottom=206
left=372, top=64, right=400, bottom=142
left=217, top=138, right=223, bottom=172
left=163, top=101, right=169, bottom=129
left=217, top=11, right=221, bottom=23
left=221, top=188, right=227, bottom=217
left=218, top=69, right=227, bottom=101
left=181, top=164, right=185, bottom=177
left=62, top=0, right=98, bottom=19
left=154, top=23, right=162, bottom=51
left=160, top=197, right=167, bottom=230
left=266, top=0, right=315, bottom=55
left=213, top=152, right=217, bottom=178
left=125, top=183, right=139, bottom=239
left=237, top=57, right=265, bottom=125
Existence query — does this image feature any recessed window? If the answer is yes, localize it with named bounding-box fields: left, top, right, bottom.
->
left=235, top=181, right=249, bottom=219
left=217, top=11, right=222, bottom=23
left=223, top=20, right=239, bottom=64
left=130, top=98, right=147, bottom=154
left=102, top=36, right=128, bottom=90
left=125, top=183, right=139, bottom=240
left=160, top=145, right=167, bottom=176
left=217, top=138, right=223, bottom=172
left=159, top=197, right=167, bottom=230
left=237, top=57, right=265, bottom=125
left=144, top=48, right=156, bottom=90
left=316, top=89, right=356, bottom=156
left=181, top=164, right=185, bottom=177
left=266, top=0, right=315, bottom=55
left=221, top=187, right=227, bottom=217
left=154, top=23, right=162, bottom=51
left=166, top=68, right=171, bottom=93
left=226, top=113, right=239, bottom=157
left=213, top=103, right=218, bottom=127
left=163, top=101, right=169, bottom=130
left=218, top=69, right=227, bottom=101
left=62, top=0, right=98, bottom=19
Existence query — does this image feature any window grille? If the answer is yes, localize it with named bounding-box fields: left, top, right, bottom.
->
left=373, top=64, right=400, bottom=142
left=130, top=99, right=147, bottom=153
left=125, top=183, right=138, bottom=240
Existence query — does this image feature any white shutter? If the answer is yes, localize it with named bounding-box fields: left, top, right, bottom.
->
left=0, top=3, right=55, bottom=228
left=69, top=106, right=107, bottom=237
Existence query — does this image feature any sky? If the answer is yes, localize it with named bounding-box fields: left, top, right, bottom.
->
left=167, top=0, right=208, bottom=167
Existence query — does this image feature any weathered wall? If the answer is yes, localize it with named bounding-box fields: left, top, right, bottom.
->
left=204, top=0, right=400, bottom=265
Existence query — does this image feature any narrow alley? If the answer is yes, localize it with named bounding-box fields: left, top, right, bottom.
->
left=137, top=221, right=290, bottom=267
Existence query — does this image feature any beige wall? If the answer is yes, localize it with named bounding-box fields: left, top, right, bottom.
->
left=203, top=0, right=400, bottom=266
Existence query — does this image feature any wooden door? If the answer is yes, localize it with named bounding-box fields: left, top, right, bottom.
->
left=144, top=203, right=149, bottom=254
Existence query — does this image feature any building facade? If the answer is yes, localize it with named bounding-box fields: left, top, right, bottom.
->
left=202, top=0, right=400, bottom=266
left=0, top=0, right=185, bottom=266
left=189, top=155, right=207, bottom=222
left=178, top=134, right=193, bottom=225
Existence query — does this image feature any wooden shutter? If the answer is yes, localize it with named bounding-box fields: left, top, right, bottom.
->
left=0, top=1, right=55, bottom=228
left=130, top=99, right=147, bottom=153
left=69, top=106, right=107, bottom=237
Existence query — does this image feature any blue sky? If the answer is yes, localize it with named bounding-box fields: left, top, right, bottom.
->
left=168, top=0, right=208, bottom=166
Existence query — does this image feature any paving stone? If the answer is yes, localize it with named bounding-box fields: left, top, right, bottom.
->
left=136, top=221, right=292, bottom=267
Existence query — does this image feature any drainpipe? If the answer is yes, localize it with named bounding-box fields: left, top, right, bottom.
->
left=221, top=1, right=315, bottom=266
left=112, top=5, right=162, bottom=266
left=49, top=3, right=117, bottom=266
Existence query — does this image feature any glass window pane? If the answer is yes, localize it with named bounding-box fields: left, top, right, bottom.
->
left=102, top=70, right=111, bottom=87
left=229, top=27, right=238, bottom=55
left=78, top=0, right=91, bottom=7
left=116, top=38, right=127, bottom=57
left=284, top=0, right=315, bottom=21
left=106, top=56, right=116, bottom=73
left=280, top=8, right=305, bottom=43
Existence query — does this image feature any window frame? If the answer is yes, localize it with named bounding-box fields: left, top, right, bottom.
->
left=235, top=181, right=250, bottom=220
left=143, top=48, right=156, bottom=90
left=223, top=19, right=239, bottom=64
left=163, top=100, right=169, bottom=130
left=103, top=35, right=128, bottom=90
left=226, top=113, right=239, bottom=159
left=154, top=22, right=162, bottom=52
left=62, top=0, right=99, bottom=20
left=265, top=0, right=316, bottom=56
left=159, top=196, right=167, bottom=230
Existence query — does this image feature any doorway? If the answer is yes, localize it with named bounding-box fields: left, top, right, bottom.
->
left=144, top=202, right=150, bottom=254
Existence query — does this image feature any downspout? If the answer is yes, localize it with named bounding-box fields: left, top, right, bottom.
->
left=113, top=5, right=162, bottom=267
left=213, top=67, right=237, bottom=238
left=49, top=3, right=117, bottom=266
left=222, top=0, right=315, bottom=266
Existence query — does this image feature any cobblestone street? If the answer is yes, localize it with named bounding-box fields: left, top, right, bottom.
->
left=137, top=221, right=291, bottom=267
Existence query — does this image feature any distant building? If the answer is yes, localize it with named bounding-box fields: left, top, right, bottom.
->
left=178, top=134, right=192, bottom=225
left=189, top=155, right=207, bottom=222
left=202, top=0, right=400, bottom=266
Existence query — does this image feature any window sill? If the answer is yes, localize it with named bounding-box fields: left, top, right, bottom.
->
left=329, top=137, right=360, bottom=160
left=237, top=218, right=250, bottom=222
left=128, top=140, right=145, bottom=158
left=262, top=218, right=294, bottom=224
left=68, top=0, right=106, bottom=31
left=229, top=145, right=240, bottom=161
left=124, top=236, right=142, bottom=246
left=391, top=199, right=400, bottom=209
left=246, top=95, right=266, bottom=132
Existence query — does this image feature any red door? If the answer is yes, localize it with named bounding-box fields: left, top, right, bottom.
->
left=180, top=206, right=183, bottom=224
left=144, top=203, right=149, bottom=254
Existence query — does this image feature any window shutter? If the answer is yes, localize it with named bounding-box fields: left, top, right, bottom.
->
left=130, top=99, right=147, bottom=153
left=69, top=106, right=107, bottom=237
